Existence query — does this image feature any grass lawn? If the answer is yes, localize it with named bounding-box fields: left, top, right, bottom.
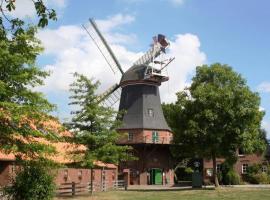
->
left=55, top=188, right=270, bottom=200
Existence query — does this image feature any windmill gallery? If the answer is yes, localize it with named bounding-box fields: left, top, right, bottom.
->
left=84, top=19, right=175, bottom=185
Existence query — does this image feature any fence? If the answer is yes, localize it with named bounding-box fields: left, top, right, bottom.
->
left=56, top=180, right=126, bottom=197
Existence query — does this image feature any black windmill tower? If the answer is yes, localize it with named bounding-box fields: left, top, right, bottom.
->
left=83, top=19, right=175, bottom=185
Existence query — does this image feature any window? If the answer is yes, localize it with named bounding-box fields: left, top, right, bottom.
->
left=242, top=164, right=248, bottom=174
left=148, top=109, right=154, bottom=117
left=206, top=168, right=213, bottom=177
left=78, top=170, right=82, bottom=180
left=152, top=131, right=159, bottom=143
left=262, top=165, right=268, bottom=173
left=64, top=170, right=68, bottom=181
left=112, top=171, right=116, bottom=181
left=216, top=164, right=221, bottom=173
left=128, top=133, right=134, bottom=141
left=238, top=148, right=245, bottom=156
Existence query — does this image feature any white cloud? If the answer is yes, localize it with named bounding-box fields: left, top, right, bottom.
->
left=118, top=0, right=186, bottom=6
left=262, top=121, right=270, bottom=139
left=258, top=82, right=270, bottom=93
left=37, top=13, right=206, bottom=119
left=169, top=0, right=185, bottom=6
left=37, top=14, right=142, bottom=94
left=6, top=0, right=67, bottom=19
left=160, top=34, right=206, bottom=103
left=96, top=14, right=135, bottom=32
left=260, top=106, right=265, bottom=112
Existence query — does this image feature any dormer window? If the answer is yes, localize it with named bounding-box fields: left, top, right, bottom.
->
left=148, top=109, right=154, bottom=117
left=238, top=148, right=245, bottom=156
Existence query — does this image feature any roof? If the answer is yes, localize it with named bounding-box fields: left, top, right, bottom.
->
left=120, top=64, right=146, bottom=83
left=118, top=84, right=171, bottom=131
left=0, top=120, right=117, bottom=169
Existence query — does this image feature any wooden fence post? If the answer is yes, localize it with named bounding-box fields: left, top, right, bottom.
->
left=90, top=168, right=93, bottom=195
left=72, top=182, right=75, bottom=196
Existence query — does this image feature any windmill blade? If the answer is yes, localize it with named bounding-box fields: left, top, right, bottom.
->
left=82, top=18, right=124, bottom=75
left=133, top=34, right=170, bottom=66
left=96, top=84, right=121, bottom=107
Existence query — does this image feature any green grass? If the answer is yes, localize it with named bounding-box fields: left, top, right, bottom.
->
left=55, top=188, right=270, bottom=200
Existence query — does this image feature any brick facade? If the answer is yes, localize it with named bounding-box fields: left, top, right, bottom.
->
left=0, top=161, right=117, bottom=189
left=203, top=152, right=266, bottom=183
left=119, top=144, right=174, bottom=185
left=118, top=129, right=173, bottom=144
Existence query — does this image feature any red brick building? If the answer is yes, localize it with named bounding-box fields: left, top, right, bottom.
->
left=0, top=121, right=118, bottom=189
left=203, top=148, right=269, bottom=184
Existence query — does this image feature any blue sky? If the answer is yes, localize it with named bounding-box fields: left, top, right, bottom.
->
left=12, top=0, right=270, bottom=137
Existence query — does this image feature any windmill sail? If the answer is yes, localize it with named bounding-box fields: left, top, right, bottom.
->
left=82, top=18, right=124, bottom=75
left=133, top=34, right=169, bottom=66
left=96, top=84, right=121, bottom=107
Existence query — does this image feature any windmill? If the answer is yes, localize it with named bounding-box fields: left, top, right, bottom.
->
left=83, top=18, right=175, bottom=186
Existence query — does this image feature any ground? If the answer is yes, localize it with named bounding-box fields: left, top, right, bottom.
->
left=55, top=188, right=270, bottom=200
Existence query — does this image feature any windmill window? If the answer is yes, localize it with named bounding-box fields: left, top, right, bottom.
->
left=148, top=109, right=154, bottom=117
left=152, top=131, right=159, bottom=143
left=128, top=133, right=134, bottom=141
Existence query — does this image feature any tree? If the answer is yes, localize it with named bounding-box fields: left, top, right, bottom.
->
left=0, top=0, right=58, bottom=159
left=67, top=73, right=132, bottom=168
left=163, top=63, right=266, bottom=187
left=1, top=0, right=57, bottom=33
left=5, top=159, right=57, bottom=200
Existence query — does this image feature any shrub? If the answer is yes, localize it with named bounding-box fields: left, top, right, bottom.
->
left=184, top=167, right=194, bottom=174
left=5, top=159, right=56, bottom=200
left=244, top=163, right=270, bottom=184
left=223, top=170, right=241, bottom=185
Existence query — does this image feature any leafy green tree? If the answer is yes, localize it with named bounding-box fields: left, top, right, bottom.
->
left=5, top=159, right=57, bottom=200
left=163, top=63, right=266, bottom=187
left=0, top=0, right=58, bottom=159
left=67, top=73, right=132, bottom=168
left=1, top=0, right=57, bottom=33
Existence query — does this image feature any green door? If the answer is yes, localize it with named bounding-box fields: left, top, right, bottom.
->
left=150, top=169, right=162, bottom=185
left=154, top=169, right=162, bottom=185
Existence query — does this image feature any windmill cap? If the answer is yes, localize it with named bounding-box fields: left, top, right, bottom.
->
left=157, top=34, right=169, bottom=48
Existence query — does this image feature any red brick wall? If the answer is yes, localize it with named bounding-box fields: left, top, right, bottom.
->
left=0, top=161, right=13, bottom=186
left=118, top=129, right=173, bottom=144
left=55, top=168, right=117, bottom=189
left=0, top=162, right=117, bottom=190
left=203, top=153, right=264, bottom=183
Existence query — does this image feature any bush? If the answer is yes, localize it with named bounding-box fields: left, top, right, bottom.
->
left=244, top=164, right=270, bottom=184
left=223, top=170, right=241, bottom=185
left=5, top=159, right=56, bottom=200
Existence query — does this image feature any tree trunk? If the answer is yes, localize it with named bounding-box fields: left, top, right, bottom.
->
left=212, top=153, right=220, bottom=187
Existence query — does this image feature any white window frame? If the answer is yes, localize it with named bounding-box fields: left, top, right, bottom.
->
left=206, top=168, right=213, bottom=177
left=242, top=163, right=248, bottom=174
left=262, top=165, right=268, bottom=173
left=148, top=108, right=154, bottom=117
left=152, top=131, right=159, bottom=143
left=128, top=132, right=134, bottom=141
left=238, top=148, right=245, bottom=157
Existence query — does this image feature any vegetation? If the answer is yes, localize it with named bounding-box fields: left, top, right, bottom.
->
left=163, top=63, right=266, bottom=187
left=55, top=188, right=270, bottom=200
left=5, top=159, right=57, bottom=200
left=0, top=0, right=59, bottom=160
left=67, top=73, right=133, bottom=167
left=0, top=1, right=59, bottom=199
left=244, top=163, right=270, bottom=184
